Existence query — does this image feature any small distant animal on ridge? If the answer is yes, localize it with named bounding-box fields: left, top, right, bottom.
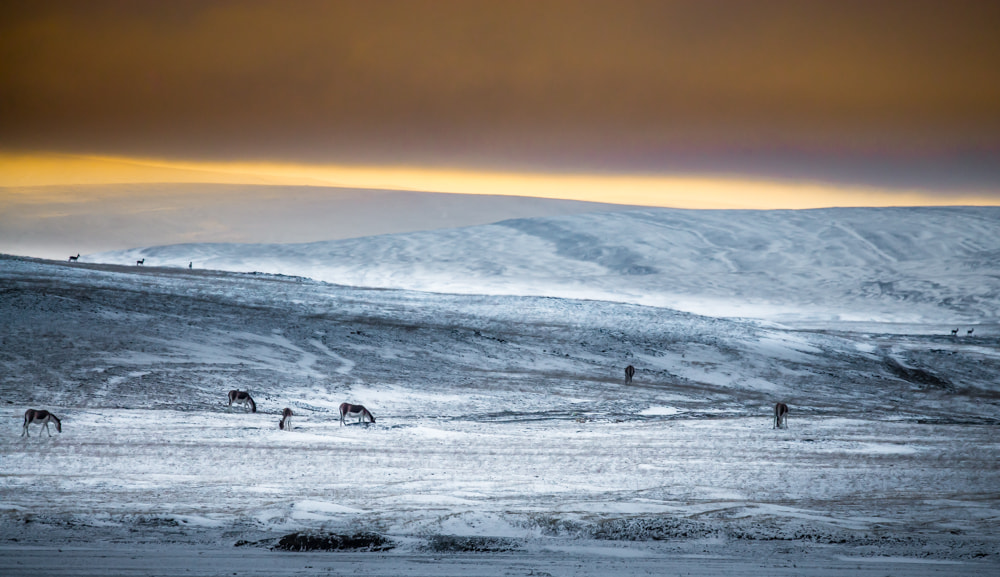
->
left=773, top=402, right=789, bottom=429
left=22, top=409, right=62, bottom=437
left=967, top=328, right=974, bottom=336
left=136, top=258, right=145, bottom=266
left=68, top=254, right=79, bottom=262
left=624, top=365, right=635, bottom=385
left=951, top=328, right=959, bottom=336
left=227, top=390, right=256, bottom=412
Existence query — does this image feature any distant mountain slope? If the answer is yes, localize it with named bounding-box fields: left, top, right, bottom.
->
left=88, top=206, right=1000, bottom=323
left=0, top=183, right=633, bottom=260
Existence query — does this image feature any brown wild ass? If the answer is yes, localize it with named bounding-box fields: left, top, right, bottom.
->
left=22, top=409, right=62, bottom=437
left=227, top=390, right=256, bottom=412
left=624, top=365, right=635, bottom=385
left=339, top=403, right=375, bottom=426
left=279, top=408, right=293, bottom=430
left=773, top=402, right=789, bottom=429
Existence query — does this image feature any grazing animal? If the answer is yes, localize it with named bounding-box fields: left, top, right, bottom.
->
left=624, top=364, right=635, bottom=385
left=951, top=328, right=959, bottom=336
left=136, top=258, right=145, bottom=266
left=227, top=390, right=256, bottom=413
left=22, top=409, right=62, bottom=437
left=279, top=407, right=293, bottom=430
left=967, top=328, right=975, bottom=336
left=68, top=254, right=79, bottom=262
left=773, top=402, right=789, bottom=429
left=339, top=403, right=375, bottom=426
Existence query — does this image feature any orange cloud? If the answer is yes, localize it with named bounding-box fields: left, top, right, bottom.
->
left=2, top=153, right=998, bottom=210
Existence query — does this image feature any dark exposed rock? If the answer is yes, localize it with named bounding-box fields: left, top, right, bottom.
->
left=274, top=531, right=393, bottom=552
left=423, top=535, right=521, bottom=553
left=884, top=358, right=952, bottom=390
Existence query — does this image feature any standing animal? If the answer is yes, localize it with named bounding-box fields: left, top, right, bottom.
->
left=227, top=390, right=256, bottom=412
left=339, top=403, right=375, bottom=426
left=624, top=364, right=635, bottom=385
left=136, top=258, right=145, bottom=266
left=951, top=328, right=959, bottom=336
left=22, top=409, right=62, bottom=437
left=773, top=402, right=789, bottom=429
left=279, top=408, right=293, bottom=430
left=967, top=328, right=975, bottom=336
left=68, top=254, right=79, bottom=262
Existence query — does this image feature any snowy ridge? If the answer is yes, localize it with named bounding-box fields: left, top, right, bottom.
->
left=88, top=206, right=1000, bottom=323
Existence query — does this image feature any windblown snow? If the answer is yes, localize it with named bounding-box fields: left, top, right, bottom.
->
left=2, top=206, right=999, bottom=575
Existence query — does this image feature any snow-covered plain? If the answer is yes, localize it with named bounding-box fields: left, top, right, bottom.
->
left=3, top=207, right=1000, bottom=575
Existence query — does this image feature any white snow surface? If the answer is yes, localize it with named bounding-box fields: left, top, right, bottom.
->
left=3, top=207, right=1000, bottom=574
left=88, top=206, right=1000, bottom=324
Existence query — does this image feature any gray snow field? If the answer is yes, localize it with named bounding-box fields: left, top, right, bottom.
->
left=2, top=206, right=1000, bottom=575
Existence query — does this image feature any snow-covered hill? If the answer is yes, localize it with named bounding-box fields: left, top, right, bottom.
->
left=6, top=207, right=1000, bottom=573
left=2, top=255, right=998, bottom=574
left=88, top=206, right=1000, bottom=324
left=1, top=183, right=633, bottom=261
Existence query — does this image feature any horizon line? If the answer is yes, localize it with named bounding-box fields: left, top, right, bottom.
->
left=2, top=152, right=999, bottom=210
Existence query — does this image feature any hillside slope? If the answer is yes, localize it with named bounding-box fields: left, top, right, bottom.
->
left=89, top=206, right=1000, bottom=324
left=2, top=256, right=998, bottom=567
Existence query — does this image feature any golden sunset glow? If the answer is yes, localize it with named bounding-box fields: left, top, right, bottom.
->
left=2, top=2, right=999, bottom=194
left=3, top=154, right=997, bottom=211
left=2, top=2, right=999, bottom=261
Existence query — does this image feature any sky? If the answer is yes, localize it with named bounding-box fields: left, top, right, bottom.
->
left=2, top=0, right=1000, bottom=258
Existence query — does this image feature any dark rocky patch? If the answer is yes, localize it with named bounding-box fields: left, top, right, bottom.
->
left=423, top=535, right=521, bottom=553
left=884, top=358, right=952, bottom=390
left=273, top=531, right=393, bottom=552
left=590, top=517, right=715, bottom=541
left=234, top=538, right=273, bottom=548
